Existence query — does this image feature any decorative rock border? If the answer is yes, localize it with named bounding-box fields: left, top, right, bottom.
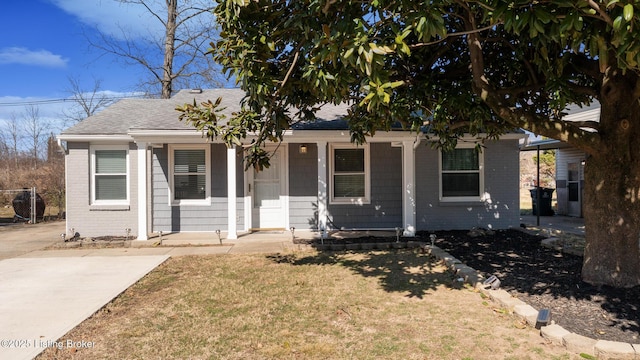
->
left=540, top=237, right=585, bottom=257
left=50, top=239, right=132, bottom=249
left=311, top=240, right=422, bottom=252
left=423, top=243, right=640, bottom=360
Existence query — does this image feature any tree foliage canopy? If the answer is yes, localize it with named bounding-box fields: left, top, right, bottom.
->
left=176, top=0, right=640, bottom=287
left=179, top=0, right=640, bottom=165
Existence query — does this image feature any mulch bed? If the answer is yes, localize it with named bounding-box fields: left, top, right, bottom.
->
left=296, top=229, right=640, bottom=344
left=431, top=229, right=640, bottom=344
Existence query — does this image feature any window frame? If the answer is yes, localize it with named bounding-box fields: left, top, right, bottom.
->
left=90, top=145, right=130, bottom=205
left=168, top=144, right=211, bottom=206
left=329, top=143, right=370, bottom=205
left=439, top=144, right=484, bottom=202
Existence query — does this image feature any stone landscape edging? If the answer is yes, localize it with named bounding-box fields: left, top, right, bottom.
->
left=424, top=243, right=640, bottom=360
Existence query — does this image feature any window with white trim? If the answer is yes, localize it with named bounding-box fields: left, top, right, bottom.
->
left=169, top=145, right=210, bottom=205
left=91, top=146, right=129, bottom=204
left=440, top=146, right=484, bottom=201
left=330, top=144, right=370, bottom=204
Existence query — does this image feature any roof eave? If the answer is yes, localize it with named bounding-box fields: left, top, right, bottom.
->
left=57, top=134, right=134, bottom=143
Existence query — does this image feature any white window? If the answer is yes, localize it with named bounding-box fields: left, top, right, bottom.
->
left=91, top=145, right=129, bottom=205
left=330, top=143, right=370, bottom=204
left=169, top=144, right=210, bottom=205
left=440, top=145, right=484, bottom=201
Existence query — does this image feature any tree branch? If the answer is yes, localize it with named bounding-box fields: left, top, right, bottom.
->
left=278, top=49, right=300, bottom=93
left=462, top=3, right=601, bottom=154
left=587, top=0, right=613, bottom=25
left=567, top=120, right=600, bottom=130
left=410, top=22, right=501, bottom=48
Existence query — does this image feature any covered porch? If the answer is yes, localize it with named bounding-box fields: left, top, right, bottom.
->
left=131, top=131, right=420, bottom=241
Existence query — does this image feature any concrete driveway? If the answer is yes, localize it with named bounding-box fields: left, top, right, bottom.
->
left=0, top=222, right=170, bottom=360
left=0, top=221, right=293, bottom=360
left=0, top=221, right=65, bottom=260
left=0, top=255, right=169, bottom=360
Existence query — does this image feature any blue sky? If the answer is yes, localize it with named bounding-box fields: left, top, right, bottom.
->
left=0, top=0, right=207, bottom=133
left=3, top=1, right=129, bottom=98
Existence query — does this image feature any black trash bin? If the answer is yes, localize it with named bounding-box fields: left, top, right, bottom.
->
left=12, top=190, right=46, bottom=222
left=530, top=187, right=555, bottom=216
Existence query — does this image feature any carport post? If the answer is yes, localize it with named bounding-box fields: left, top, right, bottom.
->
left=536, top=145, right=540, bottom=226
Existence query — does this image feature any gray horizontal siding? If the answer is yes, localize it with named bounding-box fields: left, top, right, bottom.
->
left=152, top=144, right=244, bottom=232
left=65, top=142, right=140, bottom=237
left=326, top=143, right=402, bottom=229
left=415, top=139, right=520, bottom=231
left=289, top=196, right=319, bottom=230
left=289, top=144, right=319, bottom=230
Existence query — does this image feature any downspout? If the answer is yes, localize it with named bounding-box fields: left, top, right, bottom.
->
left=413, top=133, right=422, bottom=150
left=56, top=137, right=67, bottom=153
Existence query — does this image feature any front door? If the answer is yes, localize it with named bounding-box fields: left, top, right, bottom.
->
left=567, top=162, right=581, bottom=217
left=250, top=146, right=287, bottom=229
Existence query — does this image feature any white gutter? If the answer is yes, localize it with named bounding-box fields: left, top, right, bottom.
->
left=59, top=129, right=525, bottom=144
left=57, top=134, right=134, bottom=142
left=128, top=130, right=215, bottom=144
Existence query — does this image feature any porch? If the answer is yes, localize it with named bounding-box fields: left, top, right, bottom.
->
left=146, top=229, right=400, bottom=247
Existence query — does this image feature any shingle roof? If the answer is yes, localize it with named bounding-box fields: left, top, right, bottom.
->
left=61, top=88, right=352, bottom=135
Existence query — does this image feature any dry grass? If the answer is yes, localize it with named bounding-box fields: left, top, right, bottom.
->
left=38, top=250, right=575, bottom=360
left=0, top=205, right=61, bottom=222
left=520, top=187, right=534, bottom=213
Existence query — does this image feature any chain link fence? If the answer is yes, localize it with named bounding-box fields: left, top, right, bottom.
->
left=0, top=187, right=43, bottom=224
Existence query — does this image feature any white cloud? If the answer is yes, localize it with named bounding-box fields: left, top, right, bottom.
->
left=0, top=47, right=68, bottom=68
left=48, top=0, right=165, bottom=40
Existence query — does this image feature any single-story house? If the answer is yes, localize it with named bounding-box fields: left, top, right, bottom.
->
left=57, top=89, right=524, bottom=241
left=520, top=103, right=598, bottom=217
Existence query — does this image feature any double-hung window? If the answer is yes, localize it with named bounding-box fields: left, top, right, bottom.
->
left=440, top=146, right=483, bottom=201
left=91, top=146, right=129, bottom=204
left=330, top=144, right=370, bottom=204
left=169, top=145, right=210, bottom=205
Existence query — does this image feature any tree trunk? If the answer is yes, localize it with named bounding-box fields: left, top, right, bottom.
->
left=161, top=0, right=178, bottom=99
left=581, top=69, right=640, bottom=287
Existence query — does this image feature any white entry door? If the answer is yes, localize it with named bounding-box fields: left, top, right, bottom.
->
left=250, top=147, right=287, bottom=229
left=567, top=162, right=581, bottom=217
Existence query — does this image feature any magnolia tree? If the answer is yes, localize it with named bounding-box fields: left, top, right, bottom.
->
left=178, top=0, right=640, bottom=288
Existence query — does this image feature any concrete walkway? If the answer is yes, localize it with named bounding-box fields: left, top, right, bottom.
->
left=519, top=214, right=585, bottom=235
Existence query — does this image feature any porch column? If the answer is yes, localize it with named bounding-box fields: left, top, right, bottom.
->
left=317, top=141, right=328, bottom=238
left=136, top=142, right=148, bottom=240
left=227, top=145, right=238, bottom=239
left=402, top=140, right=416, bottom=237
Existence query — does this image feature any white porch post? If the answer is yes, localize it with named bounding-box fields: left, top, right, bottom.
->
left=402, top=140, right=416, bottom=237
left=227, top=145, right=238, bottom=239
left=136, top=142, right=148, bottom=240
left=317, top=141, right=328, bottom=238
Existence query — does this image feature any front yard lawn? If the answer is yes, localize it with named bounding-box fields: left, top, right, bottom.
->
left=38, top=250, right=573, bottom=359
